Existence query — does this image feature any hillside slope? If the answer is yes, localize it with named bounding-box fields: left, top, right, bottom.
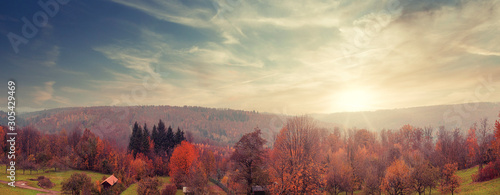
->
left=450, top=166, right=500, bottom=195
left=5, top=102, right=499, bottom=148
left=17, top=106, right=288, bottom=147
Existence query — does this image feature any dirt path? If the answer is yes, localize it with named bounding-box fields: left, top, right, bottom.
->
left=0, top=180, right=60, bottom=194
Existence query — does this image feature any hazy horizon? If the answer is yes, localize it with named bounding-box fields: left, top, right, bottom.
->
left=1, top=0, right=500, bottom=114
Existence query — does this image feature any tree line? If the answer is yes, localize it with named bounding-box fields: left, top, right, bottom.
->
left=128, top=120, right=186, bottom=158
left=2, top=114, right=500, bottom=194
left=157, top=115, right=500, bottom=194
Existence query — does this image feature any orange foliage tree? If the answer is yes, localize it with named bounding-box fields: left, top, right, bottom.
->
left=381, top=159, right=411, bottom=195
left=169, top=141, right=199, bottom=188
left=270, top=116, right=324, bottom=194
left=439, top=163, right=460, bottom=195
left=325, top=148, right=356, bottom=195
left=466, top=127, right=479, bottom=167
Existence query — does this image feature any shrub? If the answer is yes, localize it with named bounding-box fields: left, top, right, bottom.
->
left=473, top=160, right=500, bottom=182
left=62, top=173, right=93, bottom=195
left=137, top=177, right=161, bottom=195
left=161, top=184, right=177, bottom=195
left=37, top=176, right=55, bottom=189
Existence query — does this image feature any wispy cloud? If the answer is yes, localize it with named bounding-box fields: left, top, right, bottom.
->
left=5, top=0, right=498, bottom=113
left=32, top=81, right=70, bottom=105
left=99, top=0, right=500, bottom=113
left=43, top=45, right=60, bottom=67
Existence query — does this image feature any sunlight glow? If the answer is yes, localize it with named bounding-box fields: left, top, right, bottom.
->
left=334, top=89, right=375, bottom=112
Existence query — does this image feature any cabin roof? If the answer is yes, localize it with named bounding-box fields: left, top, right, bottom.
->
left=101, top=175, right=118, bottom=186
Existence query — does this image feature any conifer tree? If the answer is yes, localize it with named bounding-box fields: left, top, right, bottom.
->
left=166, top=126, right=174, bottom=151
left=156, top=120, right=167, bottom=154
left=174, top=127, right=185, bottom=146
left=152, top=124, right=158, bottom=153
left=142, top=123, right=150, bottom=155
left=128, top=122, right=143, bottom=157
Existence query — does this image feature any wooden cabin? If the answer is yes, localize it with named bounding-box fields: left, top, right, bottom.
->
left=101, top=175, right=118, bottom=189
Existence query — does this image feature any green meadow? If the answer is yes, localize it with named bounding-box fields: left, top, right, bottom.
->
left=1, top=165, right=498, bottom=194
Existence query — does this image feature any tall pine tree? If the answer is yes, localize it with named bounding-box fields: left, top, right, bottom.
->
left=156, top=120, right=167, bottom=154
left=174, top=127, right=186, bottom=146
left=152, top=124, right=158, bottom=153
left=166, top=126, right=174, bottom=152
left=142, top=123, right=150, bottom=155
left=128, top=122, right=143, bottom=158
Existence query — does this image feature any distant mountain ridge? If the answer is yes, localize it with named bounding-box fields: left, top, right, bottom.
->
left=1, top=102, right=498, bottom=148
left=312, top=102, right=500, bottom=131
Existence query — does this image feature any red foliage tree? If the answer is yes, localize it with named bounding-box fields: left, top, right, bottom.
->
left=169, top=141, right=199, bottom=188
left=466, top=127, right=479, bottom=167
left=230, top=128, right=269, bottom=194
left=439, top=163, right=460, bottom=195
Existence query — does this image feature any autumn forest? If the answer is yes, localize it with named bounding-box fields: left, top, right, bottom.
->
left=2, top=111, right=500, bottom=194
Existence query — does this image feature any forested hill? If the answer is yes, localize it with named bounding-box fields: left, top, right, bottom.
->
left=6, top=102, right=500, bottom=149
left=16, top=106, right=288, bottom=148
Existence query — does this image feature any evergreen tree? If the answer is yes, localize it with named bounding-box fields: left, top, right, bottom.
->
left=142, top=123, right=150, bottom=155
left=143, top=123, right=150, bottom=137
left=152, top=124, right=159, bottom=153
left=128, top=122, right=143, bottom=158
left=174, top=127, right=186, bottom=146
left=156, top=120, right=167, bottom=154
left=166, top=126, right=174, bottom=151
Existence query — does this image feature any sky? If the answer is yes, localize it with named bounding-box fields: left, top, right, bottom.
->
left=0, top=0, right=499, bottom=114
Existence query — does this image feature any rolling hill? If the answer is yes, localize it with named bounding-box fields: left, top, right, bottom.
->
left=16, top=106, right=288, bottom=148
left=1, top=102, right=498, bottom=148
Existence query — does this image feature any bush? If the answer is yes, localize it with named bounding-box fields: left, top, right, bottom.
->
left=473, top=160, right=500, bottom=182
left=62, top=173, right=93, bottom=195
left=161, top=184, right=177, bottom=195
left=37, top=176, right=55, bottom=189
left=137, top=177, right=161, bottom=195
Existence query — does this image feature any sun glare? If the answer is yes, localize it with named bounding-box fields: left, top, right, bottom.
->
left=334, top=89, right=374, bottom=112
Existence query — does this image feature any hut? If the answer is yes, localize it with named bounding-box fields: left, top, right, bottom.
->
left=101, top=175, right=118, bottom=189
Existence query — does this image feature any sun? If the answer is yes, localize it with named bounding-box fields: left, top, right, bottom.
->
left=334, top=89, right=374, bottom=112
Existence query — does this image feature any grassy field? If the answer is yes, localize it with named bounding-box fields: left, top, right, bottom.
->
left=451, top=166, right=500, bottom=195
left=0, top=165, right=109, bottom=193
left=1, top=165, right=498, bottom=194
left=352, top=166, right=500, bottom=195
left=0, top=183, right=40, bottom=195
left=121, top=176, right=183, bottom=195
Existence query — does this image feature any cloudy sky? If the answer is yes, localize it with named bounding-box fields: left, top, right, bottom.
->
left=1, top=0, right=499, bottom=114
